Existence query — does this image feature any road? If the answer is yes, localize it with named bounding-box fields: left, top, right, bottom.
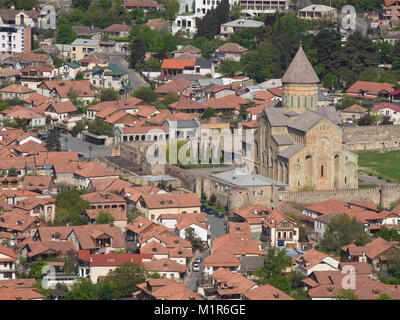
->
left=108, top=53, right=148, bottom=91
left=186, top=212, right=227, bottom=292
left=60, top=133, right=112, bottom=159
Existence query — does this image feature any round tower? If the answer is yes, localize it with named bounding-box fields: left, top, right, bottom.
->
left=281, top=45, right=320, bottom=111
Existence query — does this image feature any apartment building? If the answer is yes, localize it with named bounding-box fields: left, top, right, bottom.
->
left=0, top=24, right=31, bottom=54
left=70, top=38, right=100, bottom=62
left=238, top=0, right=288, bottom=16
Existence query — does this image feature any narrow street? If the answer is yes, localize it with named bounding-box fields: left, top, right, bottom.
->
left=185, top=212, right=227, bottom=292
left=108, top=53, right=148, bottom=91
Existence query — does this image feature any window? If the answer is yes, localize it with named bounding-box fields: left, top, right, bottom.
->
left=151, top=214, right=155, bottom=220
left=321, top=165, right=324, bottom=177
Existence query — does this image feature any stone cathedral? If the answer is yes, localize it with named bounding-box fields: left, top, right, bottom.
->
left=254, top=45, right=358, bottom=190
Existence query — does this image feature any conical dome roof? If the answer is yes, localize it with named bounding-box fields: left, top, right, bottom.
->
left=281, top=46, right=320, bottom=84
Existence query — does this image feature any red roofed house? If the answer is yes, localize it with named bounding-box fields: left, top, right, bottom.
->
left=201, top=95, right=249, bottom=114
left=0, top=244, right=18, bottom=280
left=339, top=104, right=368, bottom=123
left=161, top=59, right=195, bottom=77
left=211, top=268, right=258, bottom=300
left=103, top=23, right=131, bottom=39
left=33, top=100, right=77, bottom=123
left=121, top=0, right=165, bottom=12
left=135, top=278, right=203, bottom=300
left=214, top=43, right=248, bottom=62
left=37, top=80, right=98, bottom=104
left=154, top=78, right=192, bottom=95
left=20, top=65, right=56, bottom=89
left=346, top=81, right=393, bottom=100
left=77, top=250, right=153, bottom=283
left=341, top=237, right=400, bottom=271
left=370, top=103, right=400, bottom=124
left=296, top=249, right=340, bottom=276
left=73, top=162, right=120, bottom=188
left=137, top=193, right=201, bottom=222
left=142, top=258, right=186, bottom=280
left=0, top=84, right=36, bottom=100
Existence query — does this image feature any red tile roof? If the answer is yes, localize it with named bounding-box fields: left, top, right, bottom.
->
left=161, top=59, right=195, bottom=70
left=346, top=81, right=393, bottom=98
left=371, top=103, right=400, bottom=113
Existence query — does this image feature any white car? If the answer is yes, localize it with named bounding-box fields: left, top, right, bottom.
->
left=192, top=264, right=200, bottom=272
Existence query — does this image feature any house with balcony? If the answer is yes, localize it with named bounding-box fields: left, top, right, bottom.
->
left=70, top=39, right=100, bottom=63
left=298, top=4, right=337, bottom=20
left=80, top=191, right=127, bottom=212
left=20, top=65, right=56, bottom=90
left=214, top=43, right=248, bottom=62
left=0, top=245, right=18, bottom=280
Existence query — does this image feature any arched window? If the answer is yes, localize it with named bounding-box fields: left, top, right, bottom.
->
left=321, top=165, right=324, bottom=177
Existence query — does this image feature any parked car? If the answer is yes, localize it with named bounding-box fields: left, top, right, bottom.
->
left=206, top=208, right=214, bottom=215
left=215, top=212, right=224, bottom=218
left=201, top=205, right=207, bottom=212
left=195, top=257, right=202, bottom=264
left=192, top=264, right=200, bottom=272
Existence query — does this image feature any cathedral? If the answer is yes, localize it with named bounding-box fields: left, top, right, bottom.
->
left=254, top=45, right=358, bottom=190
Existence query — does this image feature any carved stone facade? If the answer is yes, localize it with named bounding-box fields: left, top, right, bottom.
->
left=255, top=46, right=358, bottom=191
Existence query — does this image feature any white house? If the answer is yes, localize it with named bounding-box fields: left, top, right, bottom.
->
left=296, top=249, right=340, bottom=276
left=370, top=103, right=400, bottom=124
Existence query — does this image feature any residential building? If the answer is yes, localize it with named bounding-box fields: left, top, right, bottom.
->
left=0, top=84, right=35, bottom=100
left=3, top=52, right=52, bottom=69
left=214, top=43, right=248, bottom=62
left=71, top=26, right=103, bottom=41
left=346, top=81, right=393, bottom=100
left=37, top=80, right=98, bottom=103
left=78, top=250, right=152, bottom=282
left=295, top=249, right=340, bottom=276
left=121, top=0, right=165, bottom=12
left=219, top=19, right=264, bottom=38
left=0, top=24, right=31, bottom=54
left=135, top=278, right=203, bottom=300
left=238, top=0, right=288, bottom=16
left=137, top=193, right=201, bottom=222
left=20, top=66, right=56, bottom=89
left=172, top=13, right=197, bottom=37
left=342, top=237, right=400, bottom=270
left=242, top=283, right=294, bottom=300
left=371, top=103, right=400, bottom=124
left=339, top=104, right=368, bottom=123
left=0, top=67, right=20, bottom=85
left=103, top=24, right=131, bottom=39
left=70, top=39, right=100, bottom=62
left=298, top=4, right=337, bottom=20
left=173, top=45, right=201, bottom=59
left=0, top=244, right=17, bottom=280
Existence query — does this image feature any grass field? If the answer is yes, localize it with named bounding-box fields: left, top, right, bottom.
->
left=357, top=150, right=400, bottom=183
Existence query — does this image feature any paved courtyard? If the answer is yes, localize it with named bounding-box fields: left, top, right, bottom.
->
left=60, top=133, right=112, bottom=159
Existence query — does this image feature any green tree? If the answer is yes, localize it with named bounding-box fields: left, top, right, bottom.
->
left=208, top=194, right=217, bottom=206
left=229, top=3, right=243, bottom=19
left=231, top=28, right=257, bottom=49
left=96, top=211, right=115, bottom=226
left=65, top=278, right=98, bottom=300
left=104, top=262, right=146, bottom=299
left=28, top=259, right=47, bottom=279
left=100, top=88, right=118, bottom=101
left=376, top=227, right=400, bottom=243
left=71, top=120, right=87, bottom=137
left=95, top=280, right=116, bottom=300
left=132, top=86, right=159, bottom=104
left=322, top=73, right=339, bottom=90
left=320, top=215, right=371, bottom=254
left=87, top=119, right=114, bottom=137
left=46, top=130, right=61, bottom=151
left=241, top=42, right=279, bottom=83
left=185, top=229, right=203, bottom=251
left=218, top=60, right=241, bottom=77
left=163, top=0, right=180, bottom=21
left=54, top=189, right=90, bottom=226
left=254, top=247, right=292, bottom=281
left=335, top=288, right=358, bottom=300
left=377, top=292, right=392, bottom=300
left=7, top=167, right=17, bottom=177
left=202, top=107, right=216, bottom=119
left=56, top=18, right=78, bottom=45
left=129, top=38, right=146, bottom=68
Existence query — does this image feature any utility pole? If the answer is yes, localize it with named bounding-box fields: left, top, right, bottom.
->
left=89, top=146, right=93, bottom=159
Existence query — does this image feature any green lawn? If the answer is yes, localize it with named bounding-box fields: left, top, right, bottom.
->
left=357, top=150, right=400, bottom=183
